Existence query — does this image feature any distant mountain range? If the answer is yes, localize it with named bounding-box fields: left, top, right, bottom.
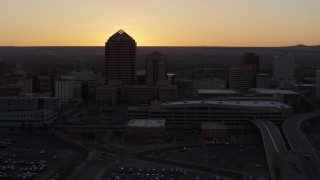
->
left=284, top=44, right=320, bottom=51
left=0, top=44, right=319, bottom=57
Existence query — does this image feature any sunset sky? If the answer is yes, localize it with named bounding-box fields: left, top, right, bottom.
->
left=0, top=0, right=319, bottom=47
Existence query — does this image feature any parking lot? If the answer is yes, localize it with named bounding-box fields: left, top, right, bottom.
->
left=0, top=132, right=84, bottom=179
left=151, top=144, right=269, bottom=179
left=101, top=159, right=218, bottom=180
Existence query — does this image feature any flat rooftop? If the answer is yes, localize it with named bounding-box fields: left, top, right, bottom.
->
left=252, top=88, right=299, bottom=95
left=292, top=84, right=316, bottom=87
left=161, top=100, right=291, bottom=109
left=197, top=89, right=238, bottom=94
left=198, top=88, right=299, bottom=95
left=202, top=122, right=227, bottom=129
left=127, top=119, right=166, bottom=127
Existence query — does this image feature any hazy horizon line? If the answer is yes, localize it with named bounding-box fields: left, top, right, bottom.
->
left=0, top=44, right=319, bottom=48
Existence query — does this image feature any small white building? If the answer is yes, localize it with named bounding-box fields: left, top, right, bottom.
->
left=125, top=119, right=166, bottom=144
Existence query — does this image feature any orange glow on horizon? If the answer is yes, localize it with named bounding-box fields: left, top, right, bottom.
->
left=0, top=0, right=319, bottom=47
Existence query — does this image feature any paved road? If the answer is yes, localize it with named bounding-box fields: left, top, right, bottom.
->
left=283, top=111, right=320, bottom=180
left=251, top=119, right=306, bottom=180
left=67, top=150, right=113, bottom=180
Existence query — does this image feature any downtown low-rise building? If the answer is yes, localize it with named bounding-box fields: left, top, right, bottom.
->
left=55, top=76, right=74, bottom=102
left=201, top=122, right=228, bottom=142
left=125, top=119, right=166, bottom=144
left=0, top=96, right=61, bottom=111
left=0, top=110, right=58, bottom=127
left=96, top=84, right=159, bottom=105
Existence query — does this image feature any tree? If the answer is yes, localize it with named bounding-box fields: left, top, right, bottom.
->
left=10, top=126, right=15, bottom=132
left=27, top=124, right=34, bottom=133
left=20, top=123, right=26, bottom=131
left=41, top=123, right=49, bottom=130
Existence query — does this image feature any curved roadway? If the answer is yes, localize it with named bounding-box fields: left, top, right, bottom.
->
left=251, top=119, right=306, bottom=180
left=282, top=111, right=320, bottom=180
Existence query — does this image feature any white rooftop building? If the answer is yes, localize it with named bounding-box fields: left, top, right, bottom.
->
left=127, top=100, right=293, bottom=130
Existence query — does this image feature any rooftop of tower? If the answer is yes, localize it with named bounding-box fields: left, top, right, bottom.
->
left=150, top=50, right=163, bottom=57
left=107, top=29, right=135, bottom=42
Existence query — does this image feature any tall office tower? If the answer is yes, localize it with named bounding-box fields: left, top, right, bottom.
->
left=0, top=58, right=5, bottom=76
left=316, top=70, right=320, bottom=99
left=273, top=54, right=294, bottom=80
left=227, top=65, right=256, bottom=91
left=240, top=53, right=260, bottom=72
left=105, top=29, right=137, bottom=85
left=146, top=50, right=167, bottom=86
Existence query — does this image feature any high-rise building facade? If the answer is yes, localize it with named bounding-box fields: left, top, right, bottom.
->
left=105, top=30, right=136, bottom=85
left=145, top=50, right=167, bottom=86
left=55, top=76, right=74, bottom=102
left=0, top=59, right=5, bottom=76
left=273, top=54, right=294, bottom=80
left=240, top=53, right=260, bottom=72
left=227, top=64, right=256, bottom=91
left=256, top=73, right=270, bottom=88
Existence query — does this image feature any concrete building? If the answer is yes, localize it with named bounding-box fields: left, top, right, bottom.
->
left=105, top=29, right=136, bottom=85
left=0, top=85, right=22, bottom=97
left=96, top=85, right=120, bottom=106
left=38, top=76, right=52, bottom=94
left=196, top=89, right=241, bottom=99
left=240, top=53, right=260, bottom=72
left=159, top=85, right=177, bottom=102
left=127, top=100, right=293, bottom=130
left=125, top=119, right=166, bottom=144
left=0, top=74, right=25, bottom=96
left=0, top=110, right=58, bottom=127
left=291, top=84, right=316, bottom=98
left=121, top=85, right=158, bottom=104
left=146, top=50, right=167, bottom=86
left=201, top=122, right=228, bottom=142
left=256, top=73, right=270, bottom=88
left=167, top=73, right=175, bottom=85
left=0, top=97, right=37, bottom=111
left=23, top=74, right=33, bottom=94
left=71, top=70, right=98, bottom=100
left=136, top=70, right=146, bottom=85
left=0, top=96, right=61, bottom=111
left=55, top=76, right=74, bottom=102
left=96, top=85, right=159, bottom=105
left=273, top=54, right=294, bottom=80
left=227, top=65, right=256, bottom=91
left=193, top=78, right=225, bottom=90
left=317, top=70, right=320, bottom=99
left=272, top=54, right=295, bottom=89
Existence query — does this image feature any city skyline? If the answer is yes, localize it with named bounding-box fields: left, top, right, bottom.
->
left=1, top=0, right=320, bottom=47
